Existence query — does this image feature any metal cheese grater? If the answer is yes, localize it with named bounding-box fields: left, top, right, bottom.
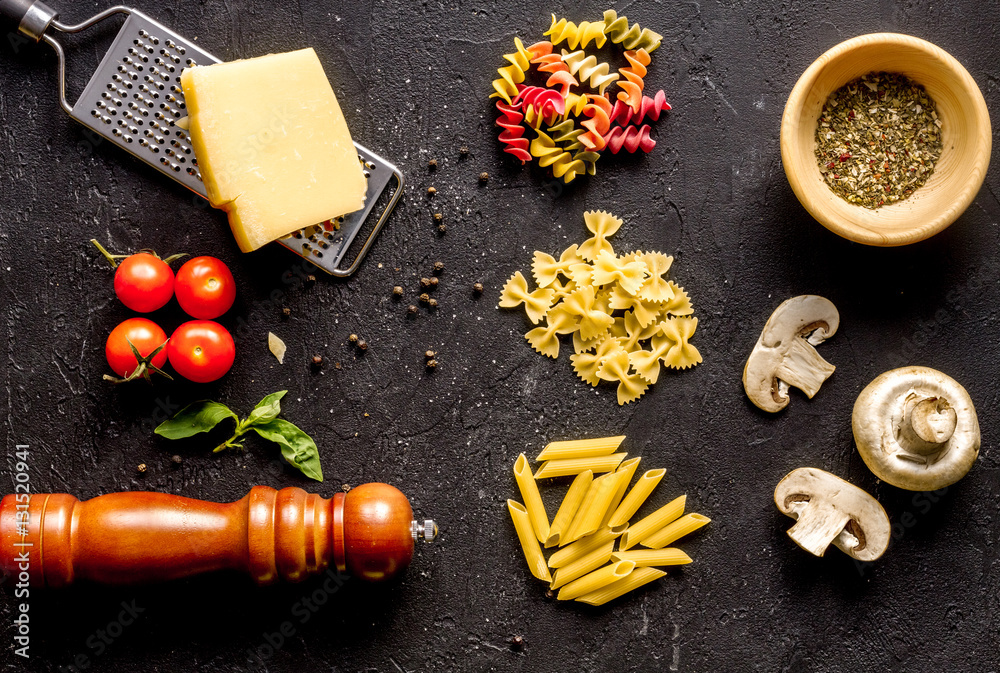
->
left=1, top=1, right=403, bottom=277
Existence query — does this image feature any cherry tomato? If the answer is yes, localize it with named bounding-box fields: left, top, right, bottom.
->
left=114, top=253, right=175, bottom=313
left=174, top=256, right=236, bottom=319
left=106, top=318, right=169, bottom=378
left=168, top=320, right=235, bottom=383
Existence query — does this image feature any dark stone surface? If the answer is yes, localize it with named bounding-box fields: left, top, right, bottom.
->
left=1, top=0, right=999, bottom=671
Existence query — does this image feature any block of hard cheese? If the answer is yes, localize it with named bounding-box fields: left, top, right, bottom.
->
left=181, top=48, right=366, bottom=252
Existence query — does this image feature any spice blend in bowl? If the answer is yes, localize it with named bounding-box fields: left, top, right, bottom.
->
left=816, top=72, right=942, bottom=209
left=781, top=33, right=991, bottom=246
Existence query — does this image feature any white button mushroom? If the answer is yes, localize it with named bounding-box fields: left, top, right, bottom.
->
left=774, top=467, right=891, bottom=561
left=853, top=366, right=980, bottom=491
left=743, top=295, right=839, bottom=412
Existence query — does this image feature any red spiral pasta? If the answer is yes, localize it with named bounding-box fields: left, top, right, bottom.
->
left=609, top=90, right=671, bottom=126
left=603, top=125, right=656, bottom=154
left=496, top=100, right=532, bottom=163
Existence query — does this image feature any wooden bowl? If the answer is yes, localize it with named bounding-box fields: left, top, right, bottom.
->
left=781, top=33, right=991, bottom=246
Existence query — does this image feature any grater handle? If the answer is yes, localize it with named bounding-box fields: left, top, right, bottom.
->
left=0, top=0, right=56, bottom=40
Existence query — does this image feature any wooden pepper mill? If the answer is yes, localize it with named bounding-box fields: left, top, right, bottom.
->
left=0, top=484, right=437, bottom=587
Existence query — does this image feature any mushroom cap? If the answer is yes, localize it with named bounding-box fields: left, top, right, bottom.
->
left=774, top=467, right=890, bottom=562
left=743, top=295, right=840, bottom=413
left=853, top=366, right=980, bottom=491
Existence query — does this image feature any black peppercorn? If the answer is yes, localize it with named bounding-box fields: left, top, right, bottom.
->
left=459, top=145, right=469, bottom=157
left=428, top=298, right=438, bottom=308
left=407, top=304, right=418, bottom=315
left=137, top=463, right=147, bottom=474
left=393, top=285, right=404, bottom=297
left=426, top=359, right=438, bottom=369
left=420, top=277, right=432, bottom=289
left=311, top=355, right=324, bottom=367
left=433, top=261, right=445, bottom=274
left=438, top=224, right=447, bottom=234
left=427, top=186, right=436, bottom=196
left=473, top=282, right=484, bottom=294
left=479, top=171, right=489, bottom=184
left=357, top=340, right=368, bottom=352
left=433, top=212, right=443, bottom=223
left=544, top=589, right=555, bottom=600
left=429, top=277, right=439, bottom=288
left=342, top=483, right=352, bottom=492
left=281, top=307, right=291, bottom=318
left=510, top=635, right=524, bottom=650
left=349, top=334, right=359, bottom=343
left=305, top=274, right=316, bottom=287
left=428, top=159, right=437, bottom=169
left=171, top=454, right=183, bottom=465
left=425, top=350, right=436, bottom=359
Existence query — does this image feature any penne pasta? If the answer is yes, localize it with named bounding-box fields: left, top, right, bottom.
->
left=550, top=541, right=614, bottom=589
left=600, top=457, right=642, bottom=528
left=607, top=468, right=665, bottom=527
left=513, top=454, right=551, bottom=542
left=546, top=470, right=594, bottom=547
left=620, top=494, right=686, bottom=550
left=575, top=567, right=666, bottom=606
left=564, top=469, right=630, bottom=543
left=611, top=548, right=692, bottom=567
left=534, top=452, right=627, bottom=479
left=640, top=513, right=711, bottom=549
left=560, top=478, right=602, bottom=545
left=548, top=524, right=628, bottom=568
left=507, top=500, right=552, bottom=582
left=557, top=560, right=636, bottom=601
left=535, top=435, right=626, bottom=461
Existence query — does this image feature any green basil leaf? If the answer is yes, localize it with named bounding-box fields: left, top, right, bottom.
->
left=250, top=419, right=323, bottom=482
left=246, top=390, right=287, bottom=426
left=155, top=401, right=238, bottom=440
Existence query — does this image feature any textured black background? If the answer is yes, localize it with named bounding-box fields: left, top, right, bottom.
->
left=2, top=0, right=1000, bottom=671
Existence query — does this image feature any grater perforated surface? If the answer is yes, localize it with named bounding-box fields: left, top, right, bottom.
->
left=67, top=9, right=402, bottom=275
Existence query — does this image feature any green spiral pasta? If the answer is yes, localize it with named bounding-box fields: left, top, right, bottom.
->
left=602, top=10, right=662, bottom=53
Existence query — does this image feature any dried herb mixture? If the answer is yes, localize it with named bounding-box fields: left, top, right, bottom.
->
left=815, top=72, right=942, bottom=209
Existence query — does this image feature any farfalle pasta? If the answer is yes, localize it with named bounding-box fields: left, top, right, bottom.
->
left=499, top=211, right=702, bottom=405
left=491, top=11, right=673, bottom=183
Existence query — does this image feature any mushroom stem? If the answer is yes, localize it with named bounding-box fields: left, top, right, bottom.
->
left=774, top=337, right=836, bottom=399
left=786, top=499, right=852, bottom=557
left=900, top=395, right=957, bottom=456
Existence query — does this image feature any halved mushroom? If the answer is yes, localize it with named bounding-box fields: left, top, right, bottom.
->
left=774, top=467, right=890, bottom=561
left=743, top=295, right=839, bottom=413
left=853, top=366, right=980, bottom=491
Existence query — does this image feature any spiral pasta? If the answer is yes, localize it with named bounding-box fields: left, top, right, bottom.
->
left=603, top=125, right=656, bottom=154
left=602, top=10, right=663, bottom=53
left=491, top=13, right=670, bottom=183
left=562, top=50, right=620, bottom=94
left=545, top=14, right=608, bottom=50
left=616, top=49, right=651, bottom=112
left=609, top=90, right=672, bottom=126
left=495, top=101, right=531, bottom=163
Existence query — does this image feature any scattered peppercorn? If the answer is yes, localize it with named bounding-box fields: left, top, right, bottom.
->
left=428, top=298, right=439, bottom=308
left=479, top=171, right=489, bottom=184
left=420, top=277, right=432, bottom=289
left=171, top=454, right=183, bottom=465
left=433, top=212, right=443, bottom=223
left=433, top=261, right=445, bottom=274
left=419, top=293, right=430, bottom=304
left=137, top=463, right=147, bottom=474
left=437, top=224, right=447, bottom=234
left=311, top=355, right=324, bottom=368
left=473, top=282, right=484, bottom=295
left=428, top=159, right=437, bottom=169
left=425, top=350, right=436, bottom=359
left=544, top=589, right=555, bottom=600
left=342, top=483, right=352, bottom=492
left=426, top=359, right=438, bottom=369
left=305, top=274, right=316, bottom=287
left=334, top=361, right=342, bottom=370
left=427, top=186, right=436, bottom=196
left=349, top=334, right=359, bottom=343
left=357, top=340, right=368, bottom=352
left=281, top=307, right=291, bottom=318
left=429, top=276, right=439, bottom=288
left=510, top=635, right=524, bottom=650
left=407, top=304, right=418, bottom=315
left=459, top=145, right=469, bottom=157
left=393, top=285, right=404, bottom=297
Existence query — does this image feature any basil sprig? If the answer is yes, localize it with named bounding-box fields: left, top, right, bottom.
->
left=155, top=390, right=323, bottom=482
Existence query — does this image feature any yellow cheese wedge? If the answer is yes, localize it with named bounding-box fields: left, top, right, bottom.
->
left=181, top=48, right=367, bottom=252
